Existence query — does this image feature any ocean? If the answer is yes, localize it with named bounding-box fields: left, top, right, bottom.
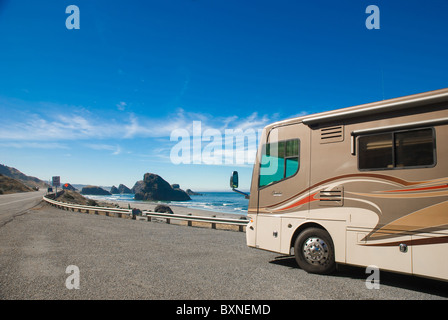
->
left=84, top=191, right=249, bottom=216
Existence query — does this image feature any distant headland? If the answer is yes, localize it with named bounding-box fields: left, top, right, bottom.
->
left=0, top=164, right=200, bottom=202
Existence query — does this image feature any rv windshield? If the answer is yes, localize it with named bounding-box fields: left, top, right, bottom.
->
left=259, top=139, right=299, bottom=187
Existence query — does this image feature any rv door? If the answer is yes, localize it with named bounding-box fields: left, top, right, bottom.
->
left=256, top=122, right=310, bottom=252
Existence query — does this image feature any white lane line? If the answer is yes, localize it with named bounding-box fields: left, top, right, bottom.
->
left=0, top=195, right=43, bottom=206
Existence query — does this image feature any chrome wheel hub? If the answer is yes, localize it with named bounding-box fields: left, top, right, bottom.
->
left=303, top=237, right=329, bottom=265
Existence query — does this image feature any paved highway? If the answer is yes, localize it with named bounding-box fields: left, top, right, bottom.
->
left=0, top=189, right=46, bottom=227
left=0, top=194, right=447, bottom=300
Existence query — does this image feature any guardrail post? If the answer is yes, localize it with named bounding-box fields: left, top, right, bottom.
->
left=239, top=217, right=246, bottom=232
left=211, top=215, right=217, bottom=229
left=187, top=213, right=192, bottom=226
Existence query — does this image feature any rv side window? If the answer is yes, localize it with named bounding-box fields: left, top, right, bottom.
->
left=358, top=128, right=435, bottom=170
left=259, top=139, right=299, bottom=188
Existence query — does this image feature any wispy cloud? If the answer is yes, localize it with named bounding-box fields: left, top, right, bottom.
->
left=0, top=97, right=285, bottom=143
left=116, top=101, right=127, bottom=111
left=0, top=97, right=309, bottom=170
left=85, top=143, right=122, bottom=155
left=0, top=141, right=69, bottom=149
left=0, top=110, right=122, bottom=141
left=227, top=112, right=271, bottom=131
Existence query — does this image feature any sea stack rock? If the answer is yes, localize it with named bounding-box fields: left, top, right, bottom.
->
left=186, top=189, right=202, bottom=196
left=118, top=184, right=132, bottom=194
left=133, top=173, right=191, bottom=201
left=80, top=185, right=111, bottom=195
left=111, top=184, right=132, bottom=194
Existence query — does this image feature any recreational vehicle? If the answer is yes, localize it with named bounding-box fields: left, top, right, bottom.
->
left=232, top=88, right=448, bottom=281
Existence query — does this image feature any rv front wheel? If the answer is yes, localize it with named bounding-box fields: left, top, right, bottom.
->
left=294, top=228, right=336, bottom=275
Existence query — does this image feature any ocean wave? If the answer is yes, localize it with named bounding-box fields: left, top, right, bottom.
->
left=84, top=192, right=248, bottom=215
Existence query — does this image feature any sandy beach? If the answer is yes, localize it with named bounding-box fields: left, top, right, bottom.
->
left=89, top=197, right=249, bottom=232
left=94, top=197, right=248, bottom=220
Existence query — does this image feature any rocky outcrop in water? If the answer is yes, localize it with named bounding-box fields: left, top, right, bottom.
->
left=132, top=173, right=191, bottom=201
left=117, top=184, right=132, bottom=194
left=111, top=184, right=133, bottom=194
left=186, top=189, right=202, bottom=196
left=80, top=185, right=111, bottom=195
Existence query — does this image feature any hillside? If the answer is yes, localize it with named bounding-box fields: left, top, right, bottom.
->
left=55, top=190, right=98, bottom=206
left=55, top=190, right=121, bottom=208
left=0, top=164, right=49, bottom=189
left=0, top=174, right=35, bottom=194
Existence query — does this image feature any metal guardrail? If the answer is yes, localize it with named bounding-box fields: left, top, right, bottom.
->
left=43, top=195, right=132, bottom=217
left=142, top=211, right=248, bottom=231
left=42, top=195, right=249, bottom=231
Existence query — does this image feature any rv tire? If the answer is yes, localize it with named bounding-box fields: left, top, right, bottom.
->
left=294, top=227, right=336, bottom=275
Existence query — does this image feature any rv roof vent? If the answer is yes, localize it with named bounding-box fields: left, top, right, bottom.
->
left=320, top=126, right=344, bottom=144
left=318, top=187, right=343, bottom=207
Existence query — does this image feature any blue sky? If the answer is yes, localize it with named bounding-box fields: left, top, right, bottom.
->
left=0, top=0, right=447, bottom=191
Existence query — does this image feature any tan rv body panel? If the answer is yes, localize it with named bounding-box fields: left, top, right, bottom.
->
left=247, top=88, right=448, bottom=281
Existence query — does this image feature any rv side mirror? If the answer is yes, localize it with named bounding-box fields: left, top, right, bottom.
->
left=230, top=171, right=239, bottom=189
left=229, top=171, right=249, bottom=199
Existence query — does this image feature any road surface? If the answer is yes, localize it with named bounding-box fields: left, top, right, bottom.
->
left=0, top=189, right=46, bottom=227
left=0, top=193, right=447, bottom=301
